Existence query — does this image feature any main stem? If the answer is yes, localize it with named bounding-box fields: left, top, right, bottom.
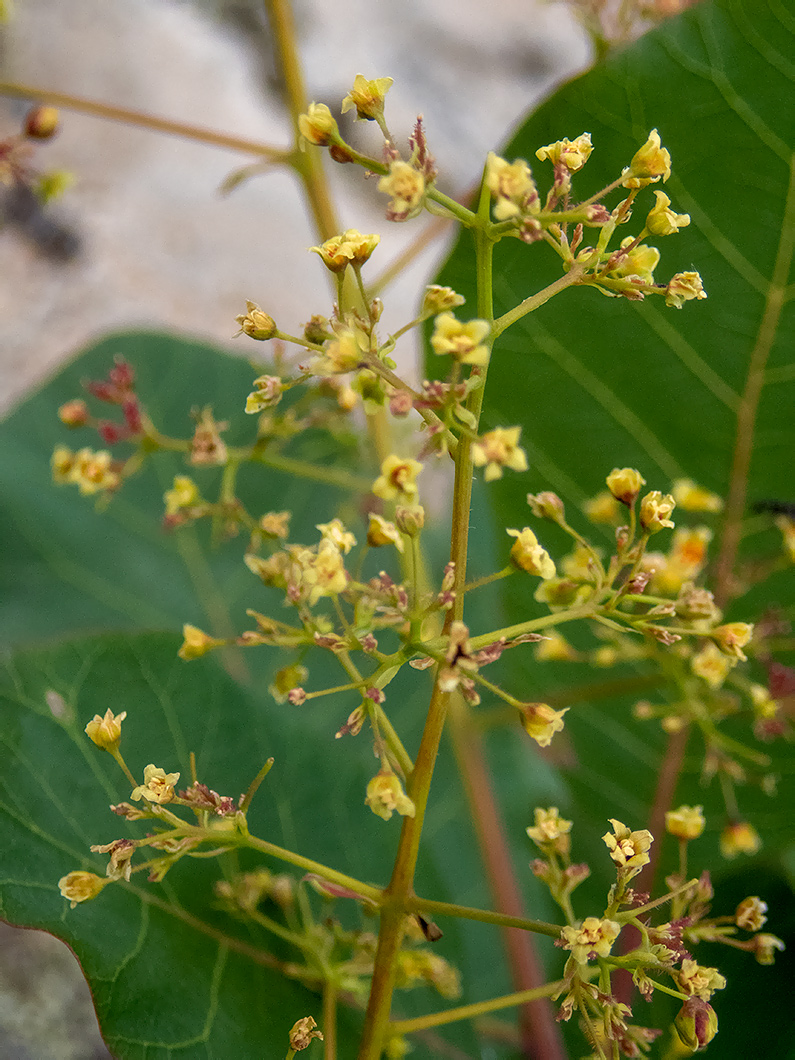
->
left=356, top=226, right=495, bottom=1060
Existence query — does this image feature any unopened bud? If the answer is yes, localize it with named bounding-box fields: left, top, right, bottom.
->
left=395, top=505, right=425, bottom=536
left=527, top=491, right=565, bottom=522
left=25, top=105, right=60, bottom=140
left=58, top=399, right=89, bottom=427
left=675, top=998, right=718, bottom=1051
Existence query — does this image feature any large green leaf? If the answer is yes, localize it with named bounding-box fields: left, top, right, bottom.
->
left=433, top=0, right=795, bottom=1053
left=0, top=331, right=360, bottom=649
left=0, top=632, right=540, bottom=1059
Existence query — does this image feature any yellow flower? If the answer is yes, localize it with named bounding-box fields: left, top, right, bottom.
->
left=484, top=152, right=538, bottom=220
left=310, top=229, right=380, bottom=273
left=640, top=490, right=676, bottom=533
left=84, top=708, right=127, bottom=752
left=507, top=527, right=556, bottom=579
left=534, top=630, right=578, bottom=662
left=90, top=838, right=136, bottom=881
left=602, top=819, right=653, bottom=876
left=623, top=128, right=671, bottom=186
left=535, top=133, right=593, bottom=172
left=316, top=518, right=356, bottom=554
left=341, top=74, right=393, bottom=121
left=430, top=312, right=490, bottom=366
left=58, top=871, right=106, bottom=908
left=53, top=447, right=120, bottom=495
left=259, top=510, right=291, bottom=539
left=735, top=896, right=768, bottom=932
left=666, top=271, right=707, bottom=308
left=164, top=476, right=199, bottom=516
left=561, top=917, right=621, bottom=963
left=712, top=622, right=754, bottom=661
left=235, top=300, right=276, bottom=339
left=608, top=239, right=660, bottom=283
left=131, top=764, right=180, bottom=804
left=245, top=375, right=284, bottom=414
left=583, top=490, right=621, bottom=524
left=677, top=959, right=726, bottom=1001
left=606, top=467, right=646, bottom=506
left=297, top=540, right=348, bottom=604
left=367, top=513, right=404, bottom=552
left=526, top=806, right=572, bottom=851
left=178, top=623, right=223, bottom=660
left=665, top=804, right=705, bottom=841
left=377, top=160, right=426, bottom=221
left=311, top=325, right=367, bottom=376
left=519, top=702, right=569, bottom=747
left=297, top=102, right=339, bottom=146
left=691, top=641, right=734, bottom=688
left=365, top=769, right=416, bottom=821
left=646, top=190, right=690, bottom=236
left=472, top=426, right=528, bottom=481
left=422, top=285, right=465, bottom=315
left=652, top=526, right=712, bottom=593
left=720, top=818, right=763, bottom=860
left=372, top=454, right=423, bottom=502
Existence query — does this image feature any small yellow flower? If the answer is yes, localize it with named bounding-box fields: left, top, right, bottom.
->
left=178, top=623, right=223, bottom=660
left=430, top=312, right=490, bottom=366
left=507, top=527, right=556, bottom=579
left=484, top=152, right=538, bottom=220
left=365, top=769, right=416, bottom=821
left=298, top=540, right=349, bottom=604
left=131, top=764, right=180, bottom=804
left=640, top=490, right=676, bottom=533
left=289, top=1016, right=324, bottom=1051
left=646, top=190, right=690, bottom=236
left=310, top=229, right=380, bottom=273
left=58, top=870, right=106, bottom=908
left=260, top=510, right=291, bottom=539
left=377, top=160, right=426, bottom=221
left=534, top=630, right=578, bottom=662
left=665, top=804, right=705, bottom=841
left=53, top=447, right=120, bottom=495
left=472, top=426, right=528, bottom=482
left=561, top=917, right=621, bottom=963
left=677, top=959, right=726, bottom=1001
left=735, top=896, right=768, bottom=932
left=608, top=239, right=660, bottom=283
left=606, top=467, right=646, bottom=506
left=422, top=285, right=465, bottom=315
left=535, top=133, right=593, bottom=172
left=164, top=476, right=199, bottom=516
left=583, top=490, right=621, bottom=524
left=666, top=271, right=707, bottom=308
left=720, top=820, right=761, bottom=859
left=372, top=454, right=423, bottom=502
left=526, top=806, right=572, bottom=851
left=84, top=708, right=127, bottom=752
left=623, top=128, right=671, bottom=186
left=341, top=74, right=393, bottom=121
left=90, top=838, right=136, bottom=881
left=245, top=374, right=284, bottom=414
left=602, top=819, right=653, bottom=876
left=367, top=513, right=404, bottom=552
left=235, top=300, right=276, bottom=340
left=311, top=325, right=367, bottom=376
left=691, top=641, right=734, bottom=688
left=297, top=102, right=339, bottom=146
left=751, top=933, right=785, bottom=965
left=652, top=526, right=712, bottom=593
left=316, top=518, right=356, bottom=554
left=712, top=621, right=754, bottom=661
left=519, top=702, right=569, bottom=747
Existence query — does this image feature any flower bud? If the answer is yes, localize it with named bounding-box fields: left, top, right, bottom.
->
left=84, top=708, right=127, bottom=752
left=646, top=190, right=690, bottom=236
left=675, top=998, right=718, bottom=1051
left=751, top=932, right=785, bottom=965
left=720, top=820, right=761, bottom=858
left=236, top=301, right=276, bottom=340
left=422, top=285, right=465, bottom=315
left=341, top=74, right=393, bottom=122
left=527, top=491, right=565, bottom=522
left=624, top=129, right=671, bottom=186
left=606, top=467, right=646, bottom=506
left=665, top=804, right=705, bottom=841
left=297, top=103, right=339, bottom=146
left=178, top=623, right=224, bottom=660
left=735, top=896, right=767, bottom=932
left=519, top=703, right=568, bottom=747
left=58, top=399, right=89, bottom=427
left=711, top=622, right=753, bottom=661
left=395, top=505, right=425, bottom=537
left=24, top=105, right=60, bottom=140
left=507, top=527, right=556, bottom=579
left=365, top=769, right=415, bottom=821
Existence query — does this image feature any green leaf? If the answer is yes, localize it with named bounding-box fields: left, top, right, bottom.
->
left=0, top=331, right=362, bottom=649
left=433, top=0, right=795, bottom=1053
left=1, top=632, right=548, bottom=1059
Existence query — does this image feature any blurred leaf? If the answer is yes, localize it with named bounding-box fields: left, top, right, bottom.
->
left=0, top=331, right=362, bottom=650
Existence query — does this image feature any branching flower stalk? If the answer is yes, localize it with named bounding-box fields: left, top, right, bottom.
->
left=27, top=22, right=789, bottom=1060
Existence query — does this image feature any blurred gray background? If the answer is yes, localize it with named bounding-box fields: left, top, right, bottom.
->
left=0, top=0, right=588, bottom=1055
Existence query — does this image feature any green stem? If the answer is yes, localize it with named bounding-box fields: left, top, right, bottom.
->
left=388, top=980, right=564, bottom=1035
left=236, top=833, right=382, bottom=903
left=323, top=982, right=338, bottom=1060
left=492, top=265, right=586, bottom=337
left=407, top=896, right=561, bottom=936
